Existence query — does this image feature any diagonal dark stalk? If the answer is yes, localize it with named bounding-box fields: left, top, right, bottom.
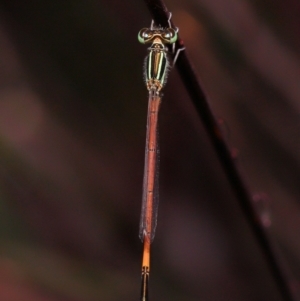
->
left=142, top=0, right=294, bottom=300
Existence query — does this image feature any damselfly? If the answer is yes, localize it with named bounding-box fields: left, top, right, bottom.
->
left=138, top=13, right=182, bottom=301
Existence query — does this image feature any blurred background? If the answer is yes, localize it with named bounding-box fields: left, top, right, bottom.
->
left=0, top=0, right=299, bottom=300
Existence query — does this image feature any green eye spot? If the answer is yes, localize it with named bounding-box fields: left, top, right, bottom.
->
left=162, top=28, right=177, bottom=44
left=138, top=28, right=153, bottom=44
left=138, top=29, right=146, bottom=44
left=169, top=31, right=178, bottom=44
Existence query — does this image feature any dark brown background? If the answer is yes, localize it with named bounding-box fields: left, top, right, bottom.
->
left=0, top=0, right=299, bottom=300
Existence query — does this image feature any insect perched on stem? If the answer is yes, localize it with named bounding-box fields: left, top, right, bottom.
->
left=137, top=13, right=183, bottom=301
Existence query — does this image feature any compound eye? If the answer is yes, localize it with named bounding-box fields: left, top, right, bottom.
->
left=162, top=28, right=178, bottom=44
left=138, top=28, right=153, bottom=44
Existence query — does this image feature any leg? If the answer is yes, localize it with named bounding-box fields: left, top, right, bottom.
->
left=167, top=12, right=179, bottom=32
left=172, top=46, right=185, bottom=66
left=167, top=12, right=172, bottom=28
left=150, top=19, right=155, bottom=30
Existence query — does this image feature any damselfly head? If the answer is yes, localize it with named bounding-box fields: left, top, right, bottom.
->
left=138, top=27, right=177, bottom=45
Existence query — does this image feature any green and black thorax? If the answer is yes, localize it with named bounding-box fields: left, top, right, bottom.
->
left=138, top=25, right=178, bottom=93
